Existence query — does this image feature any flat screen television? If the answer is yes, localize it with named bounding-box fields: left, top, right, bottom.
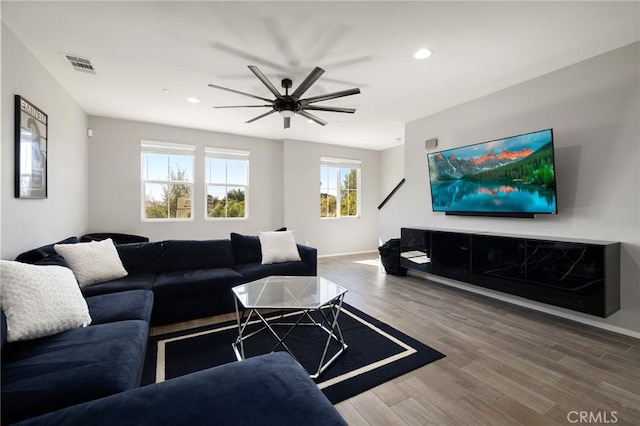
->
left=427, top=128, right=557, bottom=218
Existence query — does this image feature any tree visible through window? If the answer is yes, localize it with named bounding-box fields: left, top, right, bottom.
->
left=320, top=157, right=361, bottom=218
left=141, top=141, right=194, bottom=220
left=205, top=148, right=249, bottom=219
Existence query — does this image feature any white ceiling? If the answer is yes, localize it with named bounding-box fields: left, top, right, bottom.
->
left=2, top=1, right=638, bottom=150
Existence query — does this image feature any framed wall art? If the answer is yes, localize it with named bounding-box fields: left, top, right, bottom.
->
left=15, top=95, right=48, bottom=199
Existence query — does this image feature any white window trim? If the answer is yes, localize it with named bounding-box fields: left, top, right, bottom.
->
left=320, top=157, right=362, bottom=219
left=204, top=147, right=250, bottom=221
left=140, top=140, right=195, bottom=222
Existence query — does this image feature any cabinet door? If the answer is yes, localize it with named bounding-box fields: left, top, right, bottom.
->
left=471, top=235, right=526, bottom=296
left=525, top=240, right=606, bottom=316
left=400, top=228, right=431, bottom=273
left=431, top=231, right=470, bottom=282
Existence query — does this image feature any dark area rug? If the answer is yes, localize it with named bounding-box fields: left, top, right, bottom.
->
left=142, top=304, right=445, bottom=404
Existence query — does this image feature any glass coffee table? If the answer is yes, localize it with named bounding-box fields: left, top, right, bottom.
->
left=232, top=275, right=348, bottom=378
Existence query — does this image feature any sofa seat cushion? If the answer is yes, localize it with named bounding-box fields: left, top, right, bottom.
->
left=13, top=352, right=347, bottom=426
left=1, top=320, right=149, bottom=424
left=235, top=261, right=313, bottom=282
left=80, top=273, right=155, bottom=297
left=85, top=290, right=154, bottom=325
left=153, top=268, right=245, bottom=300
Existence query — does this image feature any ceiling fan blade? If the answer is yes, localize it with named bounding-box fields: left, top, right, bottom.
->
left=303, top=105, right=356, bottom=114
left=304, top=88, right=361, bottom=104
left=208, top=84, right=273, bottom=103
left=246, top=109, right=277, bottom=124
left=291, top=67, right=325, bottom=99
left=248, top=66, right=282, bottom=98
left=213, top=42, right=289, bottom=73
left=284, top=117, right=291, bottom=129
left=298, top=110, right=327, bottom=126
left=214, top=105, right=272, bottom=109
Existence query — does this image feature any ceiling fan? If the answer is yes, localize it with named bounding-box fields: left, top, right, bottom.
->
left=208, top=65, right=360, bottom=129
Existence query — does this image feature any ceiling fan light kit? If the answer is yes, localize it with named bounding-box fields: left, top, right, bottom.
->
left=209, top=65, right=360, bottom=129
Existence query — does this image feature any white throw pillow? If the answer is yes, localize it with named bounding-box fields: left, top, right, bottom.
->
left=54, top=238, right=128, bottom=287
left=258, top=230, right=301, bottom=265
left=0, top=260, right=92, bottom=342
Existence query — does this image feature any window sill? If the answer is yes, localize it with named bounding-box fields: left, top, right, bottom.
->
left=320, top=216, right=360, bottom=220
left=141, top=218, right=194, bottom=223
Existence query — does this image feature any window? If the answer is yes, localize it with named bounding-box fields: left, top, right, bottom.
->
left=141, top=140, right=195, bottom=220
left=205, top=147, right=249, bottom=219
left=320, top=157, right=361, bottom=218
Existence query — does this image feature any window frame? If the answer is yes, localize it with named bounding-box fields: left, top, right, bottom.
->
left=140, top=140, right=195, bottom=222
left=204, top=147, right=250, bottom=221
left=320, top=156, right=362, bottom=219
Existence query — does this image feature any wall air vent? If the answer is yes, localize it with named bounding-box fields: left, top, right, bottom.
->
left=62, top=53, right=97, bottom=74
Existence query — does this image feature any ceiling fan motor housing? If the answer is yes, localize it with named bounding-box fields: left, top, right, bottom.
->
left=274, top=97, right=300, bottom=113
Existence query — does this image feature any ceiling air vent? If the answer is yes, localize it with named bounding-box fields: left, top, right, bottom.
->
left=62, top=53, right=97, bottom=74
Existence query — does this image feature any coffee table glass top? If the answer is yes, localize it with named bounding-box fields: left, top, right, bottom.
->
left=232, top=275, right=347, bottom=309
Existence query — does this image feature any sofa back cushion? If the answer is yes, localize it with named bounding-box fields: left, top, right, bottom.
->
left=116, top=242, right=164, bottom=274
left=1, top=311, right=6, bottom=349
left=14, top=236, right=79, bottom=264
left=34, top=254, right=72, bottom=269
left=160, top=240, right=235, bottom=272
left=230, top=228, right=287, bottom=265
left=230, top=233, right=261, bottom=264
left=80, top=233, right=149, bottom=244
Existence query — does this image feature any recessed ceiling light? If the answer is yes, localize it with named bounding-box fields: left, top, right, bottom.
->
left=414, top=48, right=432, bottom=60
left=161, top=89, right=170, bottom=93
left=186, top=97, right=200, bottom=104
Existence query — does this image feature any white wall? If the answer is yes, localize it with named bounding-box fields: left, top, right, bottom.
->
left=87, top=116, right=284, bottom=242
left=1, top=23, right=88, bottom=260
left=87, top=119, right=381, bottom=256
left=379, top=144, right=404, bottom=241
left=381, top=42, right=640, bottom=334
left=283, top=139, right=380, bottom=256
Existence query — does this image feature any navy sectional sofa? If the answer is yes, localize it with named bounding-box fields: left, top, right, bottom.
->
left=1, top=235, right=345, bottom=425
left=16, top=235, right=318, bottom=325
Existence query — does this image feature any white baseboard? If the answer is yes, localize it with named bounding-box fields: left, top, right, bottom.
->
left=318, top=250, right=379, bottom=258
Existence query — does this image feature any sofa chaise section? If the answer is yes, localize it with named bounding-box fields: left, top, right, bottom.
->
left=13, top=352, right=347, bottom=426
left=1, top=319, right=150, bottom=425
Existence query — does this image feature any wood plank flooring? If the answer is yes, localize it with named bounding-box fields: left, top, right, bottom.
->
left=152, top=252, right=640, bottom=425
left=319, top=253, right=640, bottom=426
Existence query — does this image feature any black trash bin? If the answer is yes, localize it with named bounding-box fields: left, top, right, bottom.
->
left=378, top=238, right=407, bottom=276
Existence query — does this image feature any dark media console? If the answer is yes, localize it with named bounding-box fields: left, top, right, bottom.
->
left=400, top=227, right=620, bottom=317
